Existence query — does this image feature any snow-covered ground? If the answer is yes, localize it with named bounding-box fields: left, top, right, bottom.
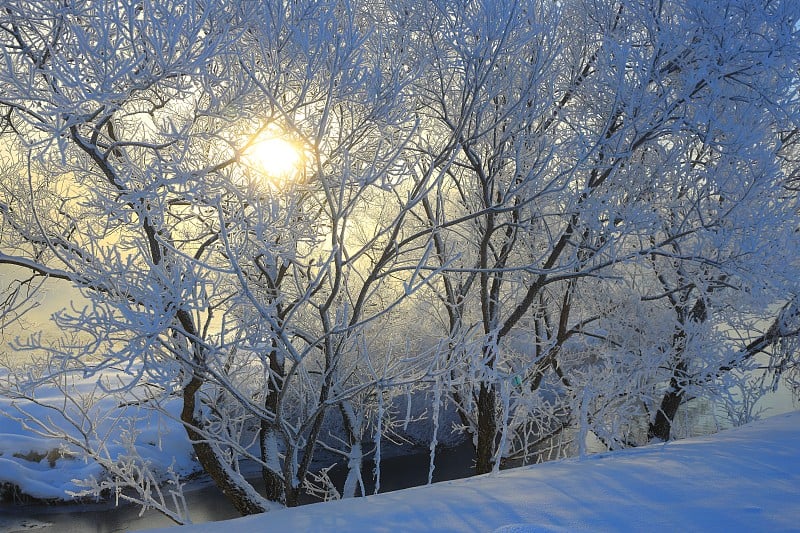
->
left=0, top=370, right=198, bottom=502
left=1, top=367, right=798, bottom=532
left=147, top=411, right=800, bottom=533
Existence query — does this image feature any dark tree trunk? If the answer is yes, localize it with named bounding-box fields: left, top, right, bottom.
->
left=475, top=382, right=497, bottom=474
left=182, top=376, right=268, bottom=516
left=260, top=345, right=285, bottom=503
left=648, top=297, right=705, bottom=442
left=260, top=422, right=284, bottom=503
left=174, top=308, right=268, bottom=515
left=284, top=482, right=301, bottom=508
left=647, top=359, right=689, bottom=442
left=647, top=385, right=683, bottom=442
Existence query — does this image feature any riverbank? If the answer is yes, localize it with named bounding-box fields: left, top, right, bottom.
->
left=0, top=440, right=477, bottom=532
left=1, top=360, right=796, bottom=532
left=149, top=411, right=800, bottom=533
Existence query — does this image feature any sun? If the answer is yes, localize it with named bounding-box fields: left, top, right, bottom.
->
left=247, top=135, right=304, bottom=181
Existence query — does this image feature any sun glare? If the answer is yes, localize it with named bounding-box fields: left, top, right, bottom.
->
left=247, top=136, right=303, bottom=182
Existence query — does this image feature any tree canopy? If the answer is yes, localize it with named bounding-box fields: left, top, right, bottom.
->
left=1, top=0, right=798, bottom=522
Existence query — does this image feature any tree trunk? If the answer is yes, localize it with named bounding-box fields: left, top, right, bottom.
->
left=648, top=292, right=709, bottom=442
left=284, top=477, right=301, bottom=508
left=260, top=423, right=284, bottom=503
left=647, top=385, right=682, bottom=442
left=182, top=376, right=268, bottom=516
left=647, top=360, right=689, bottom=442
left=475, top=382, right=497, bottom=474
left=261, top=346, right=285, bottom=503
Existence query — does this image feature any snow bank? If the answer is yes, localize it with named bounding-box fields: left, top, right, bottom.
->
left=0, top=454, right=102, bottom=500
left=0, top=371, right=197, bottom=502
left=149, top=411, right=800, bottom=532
left=0, top=397, right=103, bottom=500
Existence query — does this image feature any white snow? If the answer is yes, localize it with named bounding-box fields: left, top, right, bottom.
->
left=2, top=366, right=798, bottom=531
left=0, top=370, right=198, bottom=502
left=146, top=411, right=800, bottom=533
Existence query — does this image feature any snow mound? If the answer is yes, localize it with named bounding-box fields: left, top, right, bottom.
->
left=148, top=411, right=800, bottom=533
left=0, top=433, right=102, bottom=500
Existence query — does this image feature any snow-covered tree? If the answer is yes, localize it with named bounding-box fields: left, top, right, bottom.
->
left=0, top=0, right=798, bottom=521
left=406, top=0, right=800, bottom=471
left=0, top=0, right=436, bottom=518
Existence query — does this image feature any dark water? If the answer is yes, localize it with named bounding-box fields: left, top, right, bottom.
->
left=0, top=476, right=242, bottom=532
left=0, top=443, right=476, bottom=533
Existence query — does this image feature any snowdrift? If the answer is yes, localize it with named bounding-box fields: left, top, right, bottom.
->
left=149, top=411, right=800, bottom=532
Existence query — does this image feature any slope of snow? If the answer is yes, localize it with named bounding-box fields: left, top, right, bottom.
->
left=0, top=370, right=198, bottom=501
left=149, top=411, right=800, bottom=533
